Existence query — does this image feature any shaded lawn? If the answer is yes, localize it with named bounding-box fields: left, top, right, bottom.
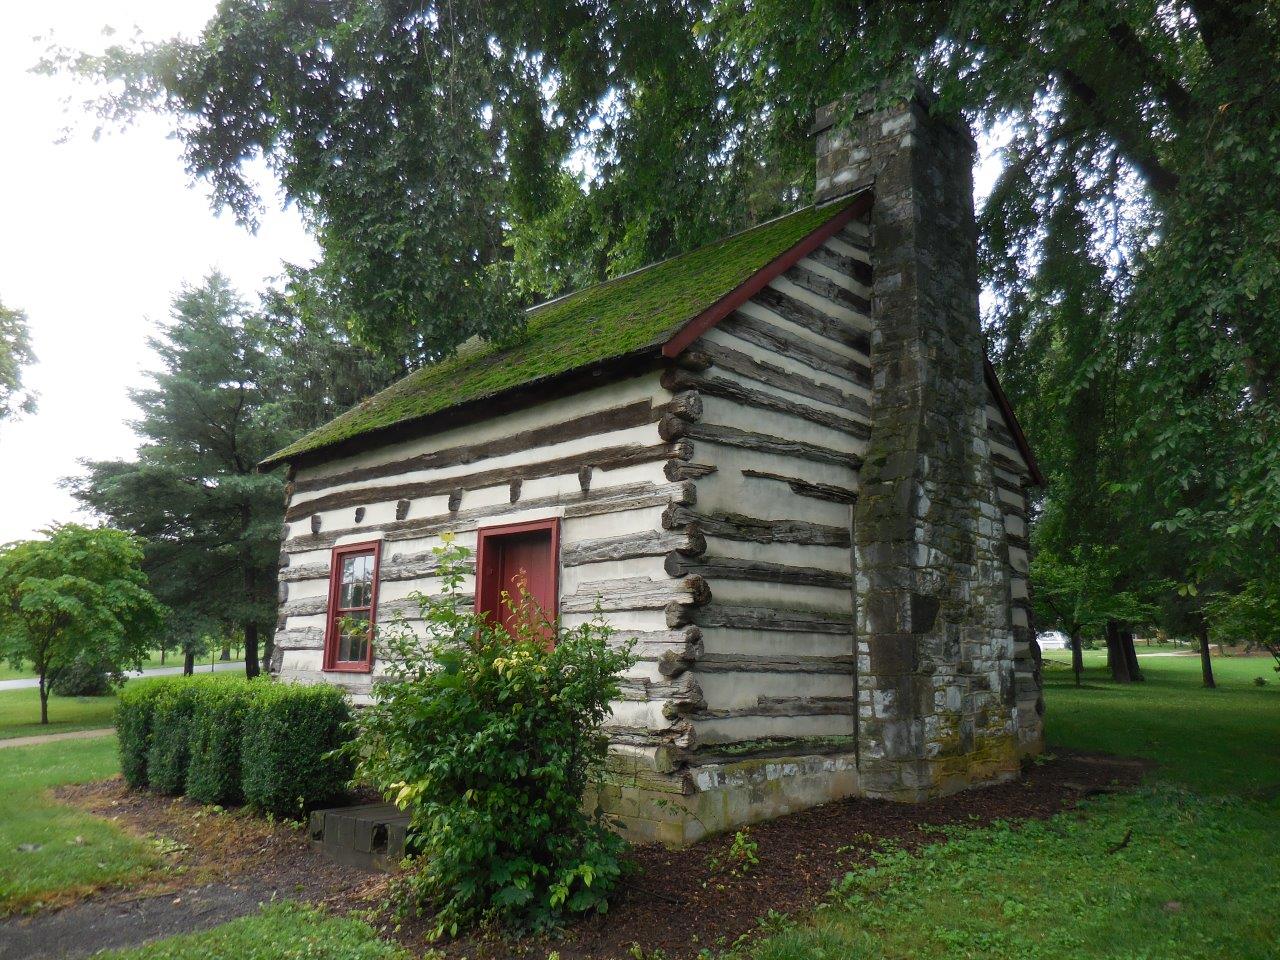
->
left=740, top=648, right=1280, bottom=960
left=94, top=903, right=405, bottom=960
left=0, top=687, right=119, bottom=740
left=0, top=735, right=156, bottom=913
left=1041, top=649, right=1280, bottom=796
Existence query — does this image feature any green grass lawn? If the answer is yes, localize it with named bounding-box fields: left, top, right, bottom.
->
left=0, top=687, right=120, bottom=740
left=0, top=735, right=156, bottom=913
left=743, top=650, right=1280, bottom=960
left=0, top=650, right=244, bottom=681
left=94, top=903, right=405, bottom=960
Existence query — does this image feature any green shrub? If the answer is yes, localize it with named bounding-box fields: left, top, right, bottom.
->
left=146, top=678, right=209, bottom=795
left=241, top=679, right=352, bottom=818
left=187, top=679, right=252, bottom=805
left=352, top=538, right=634, bottom=937
left=49, top=652, right=116, bottom=697
left=116, top=681, right=166, bottom=788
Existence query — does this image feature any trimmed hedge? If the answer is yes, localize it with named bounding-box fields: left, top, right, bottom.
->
left=187, top=680, right=252, bottom=805
left=115, top=676, right=353, bottom=816
left=147, top=679, right=205, bottom=795
left=116, top=681, right=166, bottom=788
left=241, top=680, right=353, bottom=818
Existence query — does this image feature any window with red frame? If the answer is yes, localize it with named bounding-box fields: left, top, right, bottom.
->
left=323, top=541, right=381, bottom=672
left=475, top=519, right=560, bottom=641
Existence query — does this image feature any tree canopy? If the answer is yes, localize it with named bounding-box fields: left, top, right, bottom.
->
left=0, top=524, right=164, bottom=724
left=0, top=298, right=36, bottom=421
left=46, top=1, right=1280, bottom=654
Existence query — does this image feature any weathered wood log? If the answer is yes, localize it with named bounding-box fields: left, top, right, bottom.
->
left=695, top=339, right=866, bottom=414
left=395, top=499, right=410, bottom=520
left=273, top=626, right=325, bottom=650
left=664, top=459, right=717, bottom=481
left=663, top=390, right=703, bottom=422
left=278, top=580, right=289, bottom=603
left=756, top=282, right=870, bottom=351
left=286, top=480, right=691, bottom=551
left=278, top=549, right=291, bottom=569
left=690, top=603, right=854, bottom=634
left=721, top=311, right=870, bottom=386
left=781, top=263, right=872, bottom=317
left=806, top=243, right=873, bottom=287
left=509, top=478, right=522, bottom=503
left=310, top=514, right=322, bottom=533
left=674, top=348, right=714, bottom=372
left=286, top=441, right=682, bottom=521
left=280, top=594, right=474, bottom=620
left=661, top=368, right=870, bottom=438
left=561, top=530, right=706, bottom=567
left=675, top=421, right=864, bottom=468
left=740, top=468, right=858, bottom=504
left=694, top=696, right=855, bottom=720
left=665, top=553, right=852, bottom=589
left=354, top=506, right=366, bottom=523
left=381, top=552, right=476, bottom=582
left=292, top=398, right=660, bottom=493
left=662, top=504, right=851, bottom=548
left=604, top=626, right=702, bottom=660
left=694, top=653, right=855, bottom=674
left=561, top=575, right=710, bottom=614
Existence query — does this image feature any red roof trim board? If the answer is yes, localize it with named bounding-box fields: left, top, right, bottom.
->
left=662, top=190, right=876, bottom=359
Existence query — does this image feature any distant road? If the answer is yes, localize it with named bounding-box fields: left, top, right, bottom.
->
left=0, top=660, right=246, bottom=693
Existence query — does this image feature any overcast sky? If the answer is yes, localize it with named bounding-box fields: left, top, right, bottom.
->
left=0, top=1, right=318, bottom=543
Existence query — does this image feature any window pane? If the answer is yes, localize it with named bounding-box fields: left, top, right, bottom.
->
left=339, top=553, right=374, bottom=608
left=337, top=614, right=370, bottom=663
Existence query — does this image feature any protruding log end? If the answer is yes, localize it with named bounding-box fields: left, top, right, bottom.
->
left=657, top=414, right=690, bottom=442
left=509, top=478, right=522, bottom=503
left=354, top=506, right=366, bottom=523
left=396, top=498, right=411, bottom=520
left=447, top=489, right=462, bottom=513
left=578, top=465, right=592, bottom=493
left=309, top=514, right=322, bottom=534
left=674, top=348, right=714, bottom=372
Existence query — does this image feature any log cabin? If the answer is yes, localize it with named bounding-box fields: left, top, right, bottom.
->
left=261, top=89, right=1046, bottom=846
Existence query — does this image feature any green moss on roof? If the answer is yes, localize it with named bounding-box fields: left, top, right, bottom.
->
left=262, top=199, right=856, bottom=467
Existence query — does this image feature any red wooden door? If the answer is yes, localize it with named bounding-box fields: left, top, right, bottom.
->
left=476, top=519, right=559, bottom=641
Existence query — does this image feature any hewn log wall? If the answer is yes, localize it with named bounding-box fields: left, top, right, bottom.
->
left=274, top=371, right=711, bottom=768
left=662, top=216, right=873, bottom=761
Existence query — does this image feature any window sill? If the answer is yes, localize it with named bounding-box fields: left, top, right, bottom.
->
left=323, top=662, right=374, bottom=674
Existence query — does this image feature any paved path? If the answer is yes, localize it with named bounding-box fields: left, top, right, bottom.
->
left=0, top=727, right=115, bottom=748
left=0, top=660, right=245, bottom=692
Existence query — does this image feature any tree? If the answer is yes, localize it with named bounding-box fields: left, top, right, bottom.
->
left=70, top=272, right=395, bottom=679
left=1032, top=547, right=1154, bottom=687
left=70, top=276, right=291, bottom=679
left=0, top=298, right=36, bottom=420
left=0, top=524, right=164, bottom=724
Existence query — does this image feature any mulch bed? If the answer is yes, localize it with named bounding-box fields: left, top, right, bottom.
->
left=395, top=750, right=1149, bottom=960
left=52, top=780, right=385, bottom=910
left=47, top=750, right=1146, bottom=960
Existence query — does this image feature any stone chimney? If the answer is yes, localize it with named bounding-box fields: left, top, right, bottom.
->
left=814, top=90, right=1019, bottom=800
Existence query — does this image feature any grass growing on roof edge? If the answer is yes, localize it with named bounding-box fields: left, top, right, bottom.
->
left=263, top=198, right=860, bottom=466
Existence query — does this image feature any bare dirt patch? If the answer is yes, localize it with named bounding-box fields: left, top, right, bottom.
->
left=391, top=750, right=1148, bottom=960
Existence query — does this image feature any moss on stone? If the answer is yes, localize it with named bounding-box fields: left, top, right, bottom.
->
left=262, top=200, right=857, bottom=468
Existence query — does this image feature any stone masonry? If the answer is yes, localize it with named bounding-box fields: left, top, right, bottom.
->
left=816, top=90, right=1021, bottom=800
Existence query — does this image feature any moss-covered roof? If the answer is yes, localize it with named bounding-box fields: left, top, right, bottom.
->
left=262, top=199, right=857, bottom=468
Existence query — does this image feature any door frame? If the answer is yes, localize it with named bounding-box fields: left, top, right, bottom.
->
left=474, top=517, right=561, bottom=627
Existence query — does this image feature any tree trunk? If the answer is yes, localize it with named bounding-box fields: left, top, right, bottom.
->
left=159, top=641, right=167, bottom=665
left=183, top=651, right=195, bottom=676
left=1197, top=619, right=1216, bottom=689
left=244, top=561, right=261, bottom=678
left=1071, top=629, right=1084, bottom=687
left=1105, top=619, right=1135, bottom=683
left=1120, top=628, right=1144, bottom=681
left=38, top=673, right=49, bottom=725
left=244, top=621, right=260, bottom=679
left=219, top=640, right=231, bottom=661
